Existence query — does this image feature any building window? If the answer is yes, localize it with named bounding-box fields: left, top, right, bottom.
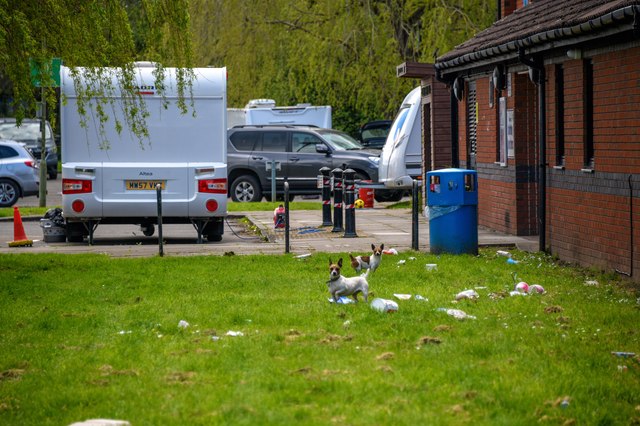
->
left=583, top=59, right=594, bottom=169
left=555, top=64, right=565, bottom=167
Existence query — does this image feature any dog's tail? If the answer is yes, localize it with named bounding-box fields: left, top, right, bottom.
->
left=349, top=253, right=356, bottom=261
left=362, top=268, right=370, bottom=278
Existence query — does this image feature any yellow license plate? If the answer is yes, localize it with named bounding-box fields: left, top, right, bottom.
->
left=125, top=180, right=166, bottom=190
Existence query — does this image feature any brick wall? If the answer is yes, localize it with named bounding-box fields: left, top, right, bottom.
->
left=545, top=47, right=640, bottom=278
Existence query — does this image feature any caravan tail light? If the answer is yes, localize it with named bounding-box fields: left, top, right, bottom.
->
left=71, top=200, right=85, bottom=213
left=206, top=199, right=219, bottom=212
left=63, top=179, right=92, bottom=194
left=198, top=178, right=227, bottom=194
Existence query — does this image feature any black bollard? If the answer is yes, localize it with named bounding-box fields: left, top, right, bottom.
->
left=331, top=168, right=344, bottom=233
left=156, top=183, right=164, bottom=257
left=343, top=169, right=357, bottom=238
left=320, top=167, right=332, bottom=226
left=411, top=179, right=419, bottom=250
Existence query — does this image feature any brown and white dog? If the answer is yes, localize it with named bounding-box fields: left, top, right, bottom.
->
left=328, top=258, right=369, bottom=303
left=349, top=243, right=384, bottom=276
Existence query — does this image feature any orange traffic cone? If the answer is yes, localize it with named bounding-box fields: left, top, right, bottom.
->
left=8, top=206, right=33, bottom=247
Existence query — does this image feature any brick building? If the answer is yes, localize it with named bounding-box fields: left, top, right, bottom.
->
left=433, top=0, right=639, bottom=280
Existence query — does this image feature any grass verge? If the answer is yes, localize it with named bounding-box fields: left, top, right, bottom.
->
left=0, top=250, right=638, bottom=425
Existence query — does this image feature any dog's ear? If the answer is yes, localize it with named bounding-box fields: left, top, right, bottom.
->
left=371, top=243, right=375, bottom=251
left=329, top=258, right=332, bottom=266
left=338, top=258, right=343, bottom=267
left=380, top=243, right=384, bottom=250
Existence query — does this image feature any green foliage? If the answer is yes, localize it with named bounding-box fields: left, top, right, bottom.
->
left=190, top=0, right=496, bottom=135
left=0, top=0, right=195, bottom=141
left=0, top=250, right=638, bottom=424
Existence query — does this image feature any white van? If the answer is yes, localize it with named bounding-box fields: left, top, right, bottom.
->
left=60, top=64, right=228, bottom=243
left=377, top=86, right=422, bottom=189
left=228, top=99, right=332, bottom=128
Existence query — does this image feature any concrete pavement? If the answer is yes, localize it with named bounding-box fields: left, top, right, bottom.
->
left=1, top=176, right=538, bottom=256
left=1, top=204, right=538, bottom=257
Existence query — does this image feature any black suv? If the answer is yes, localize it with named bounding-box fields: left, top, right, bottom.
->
left=227, top=125, right=380, bottom=202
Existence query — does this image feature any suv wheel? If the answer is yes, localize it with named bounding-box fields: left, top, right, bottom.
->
left=0, top=179, right=20, bottom=207
left=231, top=175, right=262, bottom=202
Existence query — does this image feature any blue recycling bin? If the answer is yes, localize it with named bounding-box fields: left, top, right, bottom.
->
left=426, top=168, right=478, bottom=255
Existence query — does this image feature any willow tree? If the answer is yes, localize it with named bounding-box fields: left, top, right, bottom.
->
left=0, top=0, right=194, bottom=127
left=190, top=0, right=495, bottom=135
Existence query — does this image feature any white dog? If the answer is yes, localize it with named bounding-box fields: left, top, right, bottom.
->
left=327, top=258, right=369, bottom=303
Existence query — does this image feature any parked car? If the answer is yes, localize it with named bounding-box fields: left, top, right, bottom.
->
left=0, top=140, right=40, bottom=207
left=358, top=119, right=392, bottom=150
left=0, top=118, right=58, bottom=179
left=227, top=125, right=380, bottom=202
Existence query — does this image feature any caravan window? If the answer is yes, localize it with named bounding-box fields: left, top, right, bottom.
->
left=389, top=107, right=410, bottom=143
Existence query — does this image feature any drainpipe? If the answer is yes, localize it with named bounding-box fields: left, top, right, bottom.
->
left=518, top=48, right=546, bottom=253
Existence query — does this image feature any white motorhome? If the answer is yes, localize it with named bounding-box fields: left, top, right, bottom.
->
left=227, top=99, right=332, bottom=128
left=60, top=64, right=228, bottom=243
left=377, top=86, right=422, bottom=189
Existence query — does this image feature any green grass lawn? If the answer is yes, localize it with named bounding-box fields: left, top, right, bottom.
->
left=0, top=250, right=638, bottom=425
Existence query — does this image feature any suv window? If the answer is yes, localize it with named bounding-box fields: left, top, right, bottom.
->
left=230, top=131, right=261, bottom=151
left=292, top=132, right=323, bottom=153
left=0, top=145, right=18, bottom=159
left=259, top=131, right=288, bottom=152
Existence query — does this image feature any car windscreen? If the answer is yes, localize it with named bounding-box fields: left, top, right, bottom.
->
left=317, top=130, right=364, bottom=151
left=0, top=122, right=52, bottom=141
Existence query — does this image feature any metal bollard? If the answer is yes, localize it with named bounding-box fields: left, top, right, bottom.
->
left=156, top=183, right=164, bottom=257
left=320, top=167, right=332, bottom=226
left=411, top=179, right=419, bottom=250
left=343, top=169, right=357, bottom=238
left=284, top=181, right=290, bottom=254
left=331, top=168, right=344, bottom=233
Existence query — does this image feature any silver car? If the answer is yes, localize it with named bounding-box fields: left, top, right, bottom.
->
left=0, top=140, right=40, bottom=207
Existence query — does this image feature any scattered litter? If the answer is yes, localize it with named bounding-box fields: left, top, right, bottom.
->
left=225, top=330, right=244, bottom=337
left=475, top=286, right=487, bottom=290
left=560, top=397, right=570, bottom=409
left=117, top=330, right=132, bottom=335
left=496, top=250, right=512, bottom=257
left=529, top=284, right=546, bottom=294
left=584, top=279, right=599, bottom=286
left=408, top=256, right=416, bottom=261
left=611, top=351, right=636, bottom=358
left=68, top=419, right=131, bottom=426
left=211, top=336, right=220, bottom=341
left=514, top=282, right=529, bottom=293
left=178, top=320, right=189, bottom=329
left=425, top=263, right=438, bottom=271
left=328, top=297, right=356, bottom=304
left=397, top=259, right=406, bottom=265
left=393, top=294, right=412, bottom=300
left=618, top=365, right=628, bottom=372
left=298, top=228, right=323, bottom=235
left=383, top=248, right=398, bottom=255
left=295, top=253, right=312, bottom=259
left=506, top=258, right=519, bottom=264
left=414, top=294, right=428, bottom=301
left=455, top=289, right=479, bottom=300
left=343, top=320, right=351, bottom=328
left=371, top=298, right=399, bottom=313
left=438, top=308, right=476, bottom=320
left=509, top=291, right=528, bottom=297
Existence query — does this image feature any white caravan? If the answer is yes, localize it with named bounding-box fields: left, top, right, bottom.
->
left=60, top=64, right=228, bottom=243
left=227, top=99, right=332, bottom=128
left=377, top=86, right=422, bottom=189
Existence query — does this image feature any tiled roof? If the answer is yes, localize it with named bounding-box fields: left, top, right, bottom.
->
left=437, top=0, right=640, bottom=64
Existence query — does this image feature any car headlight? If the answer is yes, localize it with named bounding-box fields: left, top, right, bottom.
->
left=368, top=156, right=380, bottom=165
